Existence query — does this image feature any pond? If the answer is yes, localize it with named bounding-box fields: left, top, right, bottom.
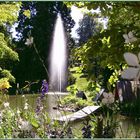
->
left=9, top=94, right=38, bottom=109
left=8, top=93, right=68, bottom=118
left=7, top=93, right=140, bottom=138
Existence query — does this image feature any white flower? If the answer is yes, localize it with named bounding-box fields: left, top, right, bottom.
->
left=0, top=112, right=2, bottom=118
left=102, top=92, right=114, bottom=105
left=102, top=98, right=108, bottom=104
left=25, top=102, right=28, bottom=106
left=40, top=106, right=43, bottom=111
left=17, top=109, right=21, bottom=114
left=22, top=95, right=25, bottom=98
left=0, top=112, right=2, bottom=123
left=18, top=117, right=23, bottom=123
left=24, top=102, right=28, bottom=110
left=13, top=131, right=20, bottom=137
left=35, top=134, right=40, bottom=138
left=25, top=37, right=33, bottom=46
left=3, top=102, right=9, bottom=108
left=11, top=112, right=14, bottom=117
left=24, top=106, right=28, bottom=110
left=20, top=120, right=32, bottom=131
left=123, top=31, right=137, bottom=43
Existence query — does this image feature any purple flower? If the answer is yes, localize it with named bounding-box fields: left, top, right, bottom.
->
left=35, top=96, right=44, bottom=115
left=35, top=80, right=49, bottom=115
left=41, top=80, right=49, bottom=98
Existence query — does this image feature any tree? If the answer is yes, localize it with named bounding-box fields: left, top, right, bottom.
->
left=12, top=2, right=75, bottom=92
left=76, top=14, right=100, bottom=45
left=0, top=2, right=20, bottom=91
left=66, top=2, right=140, bottom=91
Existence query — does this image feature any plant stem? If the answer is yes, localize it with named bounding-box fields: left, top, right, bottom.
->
left=33, top=44, right=49, bottom=79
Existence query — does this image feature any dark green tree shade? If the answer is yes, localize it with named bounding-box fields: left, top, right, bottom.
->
left=76, top=14, right=100, bottom=45
left=12, top=2, right=75, bottom=93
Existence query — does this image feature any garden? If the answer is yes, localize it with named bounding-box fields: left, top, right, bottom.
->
left=1, top=1, right=140, bottom=138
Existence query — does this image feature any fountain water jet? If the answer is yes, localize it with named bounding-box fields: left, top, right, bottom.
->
left=48, top=13, right=68, bottom=118
left=49, top=13, right=67, bottom=92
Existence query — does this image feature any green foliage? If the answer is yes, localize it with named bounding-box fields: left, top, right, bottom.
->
left=120, top=96, right=140, bottom=119
left=1, top=69, right=15, bottom=83
left=64, top=2, right=140, bottom=117
left=0, top=2, right=21, bottom=88
left=0, top=93, right=97, bottom=138
left=23, top=10, right=31, bottom=19
left=63, top=83, right=98, bottom=109
left=108, top=70, right=119, bottom=87
left=66, top=2, right=140, bottom=94
left=0, top=33, right=18, bottom=62
left=64, top=63, right=102, bottom=108
left=0, top=2, right=21, bottom=25
left=69, top=66, right=88, bottom=91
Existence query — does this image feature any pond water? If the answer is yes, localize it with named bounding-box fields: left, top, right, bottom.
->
left=8, top=94, right=140, bottom=138
left=8, top=93, right=67, bottom=118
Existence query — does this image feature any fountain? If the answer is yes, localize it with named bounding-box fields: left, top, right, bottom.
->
left=49, top=13, right=67, bottom=92
left=48, top=13, right=68, bottom=117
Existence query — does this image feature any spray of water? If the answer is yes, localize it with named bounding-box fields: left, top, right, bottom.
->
left=49, top=13, right=67, bottom=92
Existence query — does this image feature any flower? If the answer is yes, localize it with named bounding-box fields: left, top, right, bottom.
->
left=0, top=112, right=2, bottom=118
left=35, top=97, right=44, bottom=115
left=102, top=92, right=114, bottom=105
left=35, top=80, right=48, bottom=115
left=0, top=78, right=11, bottom=90
left=3, top=102, right=9, bottom=108
left=19, top=119, right=32, bottom=131
left=17, top=109, right=21, bottom=114
left=123, top=31, right=137, bottom=43
left=22, top=95, right=25, bottom=98
left=24, top=102, right=28, bottom=110
left=0, top=112, right=2, bottom=123
left=41, top=80, right=49, bottom=98
left=25, top=36, right=33, bottom=46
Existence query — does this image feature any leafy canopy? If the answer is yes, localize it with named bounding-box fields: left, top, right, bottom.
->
left=0, top=2, right=21, bottom=90
left=66, top=2, right=140, bottom=92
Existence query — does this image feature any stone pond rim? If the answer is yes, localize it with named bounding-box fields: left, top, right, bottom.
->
left=47, top=92, right=68, bottom=95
